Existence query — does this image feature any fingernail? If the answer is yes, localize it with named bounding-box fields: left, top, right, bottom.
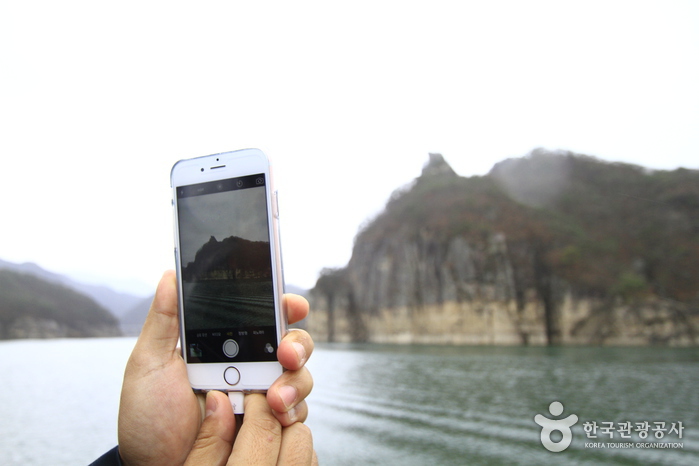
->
left=287, top=406, right=298, bottom=423
left=292, top=342, right=306, bottom=365
left=205, top=392, right=218, bottom=418
left=278, top=385, right=298, bottom=410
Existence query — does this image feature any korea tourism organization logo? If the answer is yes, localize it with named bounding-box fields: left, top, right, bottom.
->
left=534, top=401, right=685, bottom=453
left=534, top=402, right=578, bottom=452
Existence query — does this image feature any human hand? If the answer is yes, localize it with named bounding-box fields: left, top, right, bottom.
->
left=183, top=392, right=317, bottom=465
left=117, top=270, right=314, bottom=465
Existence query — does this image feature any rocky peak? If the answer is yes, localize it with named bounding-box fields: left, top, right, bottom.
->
left=420, top=153, right=457, bottom=179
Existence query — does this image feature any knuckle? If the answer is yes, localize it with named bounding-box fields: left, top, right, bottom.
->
left=193, top=431, right=219, bottom=450
left=286, top=421, right=311, bottom=437
left=292, top=331, right=315, bottom=354
left=287, top=328, right=310, bottom=342
left=247, top=415, right=282, bottom=438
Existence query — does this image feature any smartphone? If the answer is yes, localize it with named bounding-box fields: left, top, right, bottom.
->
left=171, top=149, right=286, bottom=392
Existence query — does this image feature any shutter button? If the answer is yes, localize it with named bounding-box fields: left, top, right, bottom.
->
left=223, top=339, right=239, bottom=358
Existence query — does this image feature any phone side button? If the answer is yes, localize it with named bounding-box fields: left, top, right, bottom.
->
left=224, top=366, right=241, bottom=386
left=273, top=190, right=280, bottom=218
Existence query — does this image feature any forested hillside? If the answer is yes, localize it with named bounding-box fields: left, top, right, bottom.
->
left=0, top=269, right=122, bottom=339
left=310, top=150, right=699, bottom=346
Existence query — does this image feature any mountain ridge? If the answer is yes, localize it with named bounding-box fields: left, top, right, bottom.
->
left=0, top=268, right=122, bottom=339
left=309, top=149, right=699, bottom=346
left=0, top=259, right=146, bottom=319
left=0, top=255, right=309, bottom=337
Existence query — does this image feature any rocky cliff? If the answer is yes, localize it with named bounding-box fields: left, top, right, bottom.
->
left=309, top=150, right=699, bottom=346
left=183, top=235, right=272, bottom=281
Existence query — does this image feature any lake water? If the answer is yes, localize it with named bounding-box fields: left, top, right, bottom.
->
left=0, top=339, right=697, bottom=465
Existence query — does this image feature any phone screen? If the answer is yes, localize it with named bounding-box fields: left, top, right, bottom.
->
left=176, top=173, right=278, bottom=363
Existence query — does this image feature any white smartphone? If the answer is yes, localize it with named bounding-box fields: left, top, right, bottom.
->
left=170, top=148, right=286, bottom=392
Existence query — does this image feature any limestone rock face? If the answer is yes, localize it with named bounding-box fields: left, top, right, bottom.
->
left=309, top=151, right=699, bottom=346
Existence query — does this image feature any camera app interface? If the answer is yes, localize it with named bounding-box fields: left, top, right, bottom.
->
left=177, top=174, right=277, bottom=363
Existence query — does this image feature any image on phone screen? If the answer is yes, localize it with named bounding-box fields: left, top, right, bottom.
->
left=176, top=173, right=278, bottom=363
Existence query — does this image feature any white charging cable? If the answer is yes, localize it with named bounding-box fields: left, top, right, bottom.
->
left=228, top=391, right=245, bottom=414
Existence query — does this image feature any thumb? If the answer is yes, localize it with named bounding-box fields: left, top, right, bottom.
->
left=184, top=391, right=237, bottom=466
left=135, top=270, right=180, bottom=359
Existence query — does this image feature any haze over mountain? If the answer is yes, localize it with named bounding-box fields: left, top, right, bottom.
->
left=0, top=259, right=149, bottom=337
left=0, top=248, right=308, bottom=338
left=5, top=149, right=696, bottom=343
left=0, top=268, right=121, bottom=339
left=0, top=259, right=145, bottom=319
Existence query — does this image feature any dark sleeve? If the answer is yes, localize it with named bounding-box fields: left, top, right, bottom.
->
left=88, top=446, right=123, bottom=466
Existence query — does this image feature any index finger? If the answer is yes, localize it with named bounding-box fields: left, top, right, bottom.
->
left=284, top=294, right=309, bottom=325
left=227, top=394, right=282, bottom=466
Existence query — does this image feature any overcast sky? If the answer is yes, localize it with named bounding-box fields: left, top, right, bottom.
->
left=1, top=1, right=697, bottom=294
left=177, top=186, right=269, bottom=265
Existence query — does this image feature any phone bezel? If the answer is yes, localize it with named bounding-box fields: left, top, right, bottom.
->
left=170, top=148, right=286, bottom=391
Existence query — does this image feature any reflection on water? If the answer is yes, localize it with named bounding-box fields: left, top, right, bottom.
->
left=306, top=344, right=699, bottom=465
left=0, top=339, right=697, bottom=465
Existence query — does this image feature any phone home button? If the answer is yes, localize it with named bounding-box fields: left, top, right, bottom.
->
left=224, top=366, right=241, bottom=386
